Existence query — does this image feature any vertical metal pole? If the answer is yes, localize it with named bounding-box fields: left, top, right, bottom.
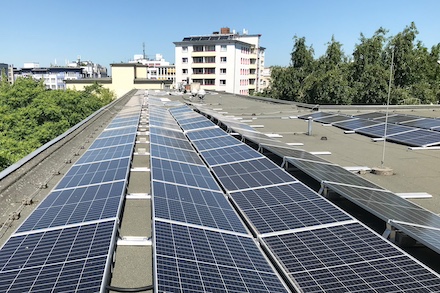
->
left=382, top=48, right=394, bottom=167
left=307, top=117, right=312, bottom=136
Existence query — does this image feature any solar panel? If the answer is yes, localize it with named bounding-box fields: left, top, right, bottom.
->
left=55, top=157, right=130, bottom=190
left=262, top=222, right=440, bottom=292
left=259, top=144, right=330, bottom=163
left=355, top=123, right=417, bottom=138
left=151, top=158, right=221, bottom=191
left=152, top=181, right=247, bottom=234
left=150, top=144, right=204, bottom=165
left=212, top=158, right=296, bottom=192
left=322, top=182, right=440, bottom=229
left=149, top=120, right=181, bottom=130
left=177, top=116, right=210, bottom=125
left=16, top=181, right=125, bottom=233
left=186, top=127, right=228, bottom=141
left=149, top=126, right=187, bottom=140
left=75, top=144, right=133, bottom=165
left=200, top=144, right=264, bottom=166
left=191, top=135, right=243, bottom=151
left=332, top=118, right=380, bottom=131
left=374, top=114, right=421, bottom=124
left=106, top=120, right=139, bottom=129
left=0, top=220, right=116, bottom=293
left=230, top=182, right=353, bottom=234
left=298, top=112, right=335, bottom=120
left=237, top=129, right=287, bottom=147
left=284, top=157, right=381, bottom=189
left=180, top=120, right=217, bottom=131
left=401, top=117, right=440, bottom=130
left=353, top=112, right=388, bottom=120
left=387, top=129, right=440, bottom=147
left=154, top=221, right=289, bottom=293
left=390, top=221, right=440, bottom=254
left=90, top=133, right=136, bottom=149
left=312, top=114, right=352, bottom=124
left=150, top=134, right=193, bottom=150
left=99, top=126, right=138, bottom=138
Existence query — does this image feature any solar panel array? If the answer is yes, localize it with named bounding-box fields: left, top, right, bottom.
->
left=149, top=100, right=289, bottom=292
left=174, top=104, right=440, bottom=292
left=0, top=92, right=142, bottom=292
left=299, top=111, right=440, bottom=147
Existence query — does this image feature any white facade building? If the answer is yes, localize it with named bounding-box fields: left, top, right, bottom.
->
left=174, top=27, right=265, bottom=95
left=129, top=53, right=175, bottom=84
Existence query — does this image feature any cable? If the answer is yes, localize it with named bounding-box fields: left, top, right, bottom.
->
left=105, top=284, right=153, bottom=292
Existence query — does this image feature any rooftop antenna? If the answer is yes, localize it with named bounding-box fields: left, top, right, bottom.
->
left=381, top=46, right=394, bottom=168
left=143, top=42, right=146, bottom=60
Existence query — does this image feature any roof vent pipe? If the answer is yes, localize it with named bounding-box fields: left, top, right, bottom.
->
left=307, top=117, right=313, bottom=135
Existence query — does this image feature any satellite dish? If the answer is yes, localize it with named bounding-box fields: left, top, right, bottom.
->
left=197, top=89, right=206, bottom=100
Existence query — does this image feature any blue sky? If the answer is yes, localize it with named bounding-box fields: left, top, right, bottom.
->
left=2, top=0, right=439, bottom=70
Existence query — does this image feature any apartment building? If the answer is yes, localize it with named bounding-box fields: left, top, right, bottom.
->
left=13, top=64, right=83, bottom=90
left=174, top=27, right=265, bottom=95
left=129, top=53, right=176, bottom=85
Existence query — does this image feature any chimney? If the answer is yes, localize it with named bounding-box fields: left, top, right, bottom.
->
left=220, top=27, right=230, bottom=34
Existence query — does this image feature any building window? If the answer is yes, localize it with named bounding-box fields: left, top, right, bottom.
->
left=205, top=45, right=215, bottom=52
left=220, top=68, right=226, bottom=74
left=193, top=68, right=204, bottom=74
left=204, top=79, right=215, bottom=85
left=193, top=57, right=203, bottom=63
left=220, top=57, right=227, bottom=63
left=220, top=79, right=226, bottom=85
left=220, top=45, right=227, bottom=52
left=193, top=45, right=204, bottom=52
left=205, top=57, right=215, bottom=63
left=182, top=69, right=188, bottom=74
left=182, top=46, right=188, bottom=52
left=204, top=68, right=215, bottom=74
left=182, top=57, right=188, bottom=63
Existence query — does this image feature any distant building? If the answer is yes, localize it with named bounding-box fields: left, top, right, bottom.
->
left=0, top=63, right=8, bottom=82
left=174, top=27, right=266, bottom=95
left=129, top=53, right=175, bottom=85
left=13, top=63, right=83, bottom=90
left=65, top=63, right=173, bottom=96
left=259, top=67, right=271, bottom=92
left=67, top=58, right=108, bottom=78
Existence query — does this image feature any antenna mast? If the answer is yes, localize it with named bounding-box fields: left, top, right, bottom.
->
left=143, top=42, right=146, bottom=60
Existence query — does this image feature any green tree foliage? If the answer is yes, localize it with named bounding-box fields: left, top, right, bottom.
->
left=263, top=22, right=440, bottom=105
left=0, top=78, right=115, bottom=171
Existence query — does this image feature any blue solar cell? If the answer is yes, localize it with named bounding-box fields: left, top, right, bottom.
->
left=16, top=181, right=125, bottom=233
left=90, top=133, right=136, bottom=149
left=149, top=126, right=187, bottom=140
left=150, top=144, right=204, bottom=165
left=332, top=118, right=379, bottom=131
left=0, top=221, right=116, bottom=293
left=401, top=118, right=440, bottom=130
left=55, top=157, right=130, bottom=190
left=151, top=158, right=221, bottom=191
left=150, top=134, right=193, bottom=150
left=212, top=158, right=295, bottom=191
left=98, top=126, right=138, bottom=139
left=180, top=120, right=217, bottom=131
left=200, top=144, right=264, bottom=166
left=153, top=181, right=246, bottom=233
left=355, top=123, right=416, bottom=138
left=76, top=144, right=133, bottom=165
left=186, top=127, right=227, bottom=141
left=177, top=116, right=209, bottom=125
left=154, top=221, right=288, bottom=293
left=262, top=222, right=440, bottom=292
left=387, top=129, right=440, bottom=147
left=230, top=183, right=352, bottom=234
left=192, top=135, right=242, bottom=151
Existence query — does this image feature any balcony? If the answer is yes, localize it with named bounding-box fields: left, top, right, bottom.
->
left=191, top=51, right=216, bottom=57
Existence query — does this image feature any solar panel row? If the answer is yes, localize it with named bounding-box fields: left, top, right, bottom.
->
left=149, top=100, right=289, bottom=292
left=194, top=105, right=440, bottom=292
left=0, top=92, right=142, bottom=292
